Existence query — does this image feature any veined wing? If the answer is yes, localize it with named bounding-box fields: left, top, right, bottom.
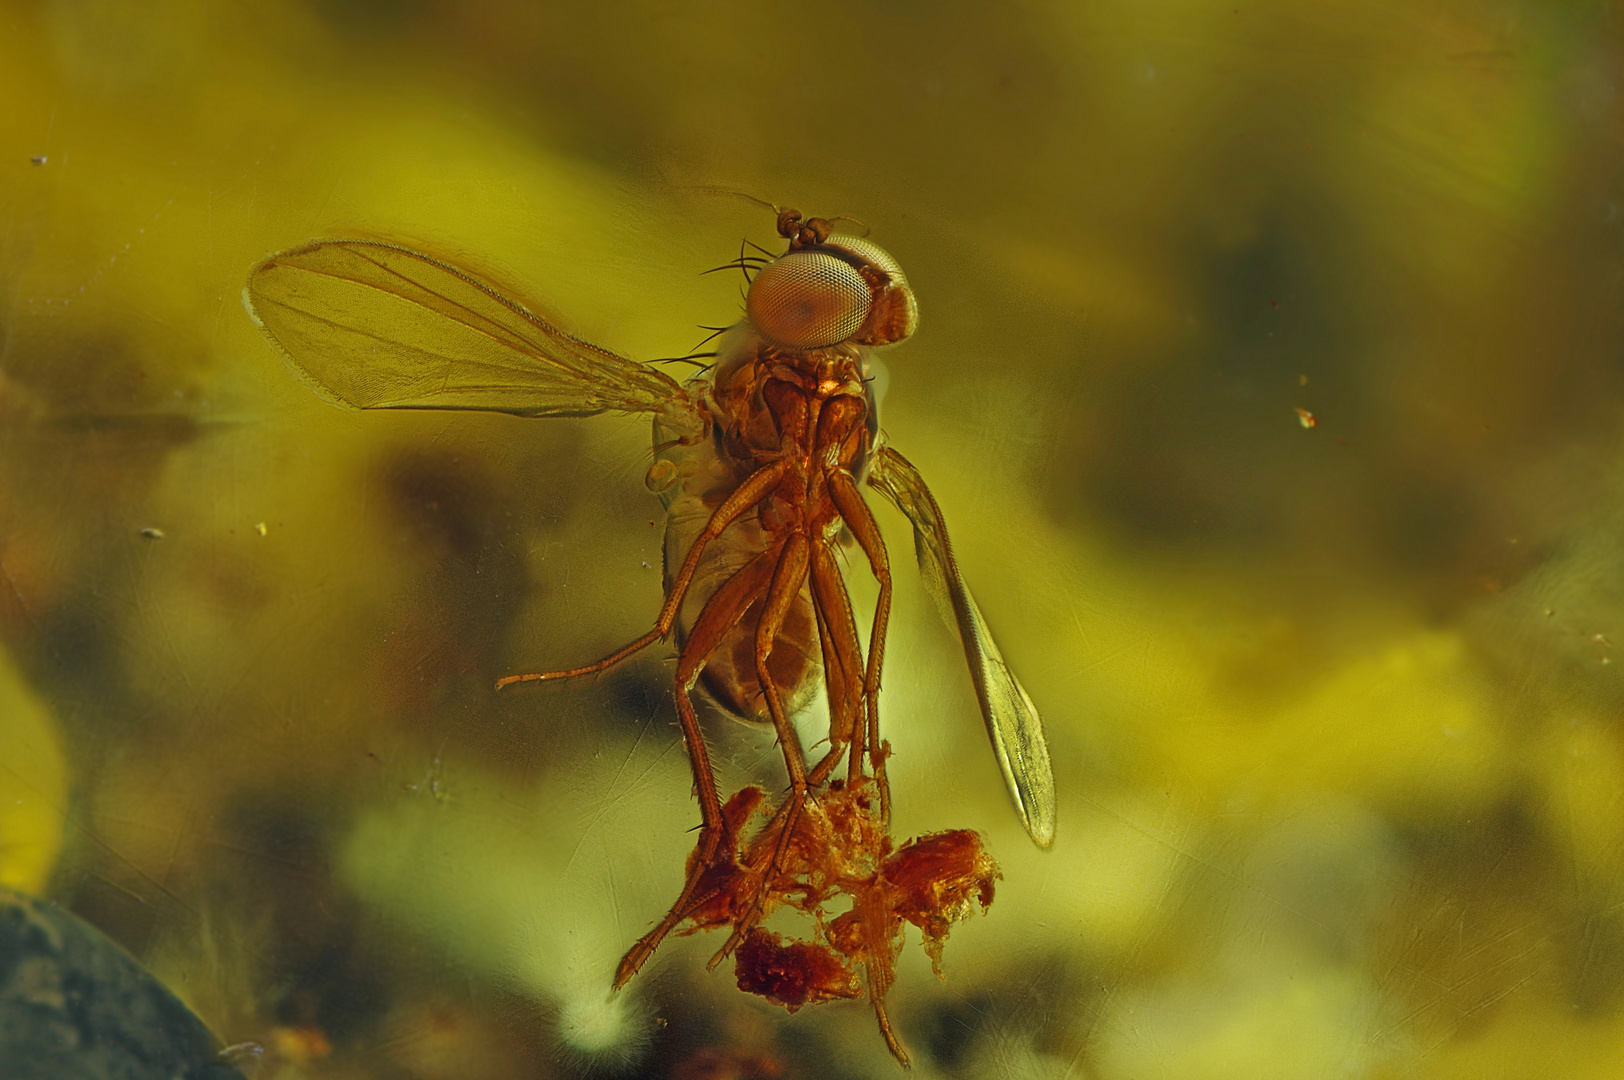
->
left=244, top=240, right=699, bottom=429
left=867, top=445, right=1056, bottom=848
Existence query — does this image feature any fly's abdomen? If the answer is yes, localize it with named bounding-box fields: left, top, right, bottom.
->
left=648, top=418, right=822, bottom=725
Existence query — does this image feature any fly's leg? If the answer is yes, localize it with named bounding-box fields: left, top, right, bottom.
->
left=612, top=540, right=788, bottom=989
left=875, top=998, right=908, bottom=1068
left=809, top=539, right=867, bottom=778
left=827, top=469, right=894, bottom=822
left=710, top=532, right=813, bottom=967
left=808, top=539, right=870, bottom=783
left=496, top=458, right=790, bottom=689
left=802, top=560, right=853, bottom=790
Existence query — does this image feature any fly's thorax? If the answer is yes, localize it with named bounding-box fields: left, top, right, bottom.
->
left=698, top=328, right=858, bottom=465
left=704, top=323, right=760, bottom=394
left=638, top=310, right=879, bottom=728
left=648, top=386, right=716, bottom=510
left=699, top=326, right=769, bottom=458
left=648, top=408, right=736, bottom=518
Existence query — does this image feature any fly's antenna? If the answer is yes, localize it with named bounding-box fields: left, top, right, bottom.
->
left=682, top=186, right=864, bottom=251
left=684, top=186, right=779, bottom=214
left=680, top=186, right=812, bottom=246
left=684, top=186, right=790, bottom=231
left=823, top=214, right=870, bottom=237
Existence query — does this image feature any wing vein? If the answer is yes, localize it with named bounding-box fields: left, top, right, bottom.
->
left=245, top=238, right=699, bottom=424
left=866, top=445, right=1056, bottom=847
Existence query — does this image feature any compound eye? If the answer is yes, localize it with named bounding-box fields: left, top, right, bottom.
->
left=746, top=251, right=872, bottom=349
left=823, top=236, right=907, bottom=285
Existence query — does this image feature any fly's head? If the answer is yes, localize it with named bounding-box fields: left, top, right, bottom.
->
left=744, top=208, right=919, bottom=353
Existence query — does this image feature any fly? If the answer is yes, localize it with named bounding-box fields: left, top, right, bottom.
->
left=245, top=206, right=1055, bottom=1065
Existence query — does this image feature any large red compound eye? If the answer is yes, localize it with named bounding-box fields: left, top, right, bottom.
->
left=822, top=235, right=918, bottom=346
left=747, top=251, right=872, bottom=349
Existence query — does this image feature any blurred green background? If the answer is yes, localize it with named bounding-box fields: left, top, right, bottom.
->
left=3, top=0, right=1623, bottom=1076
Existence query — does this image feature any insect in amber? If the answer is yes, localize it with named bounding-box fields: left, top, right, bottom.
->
left=245, top=207, right=1055, bottom=1064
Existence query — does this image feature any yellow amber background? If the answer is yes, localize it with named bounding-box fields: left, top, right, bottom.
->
left=2, top=0, right=1622, bottom=1076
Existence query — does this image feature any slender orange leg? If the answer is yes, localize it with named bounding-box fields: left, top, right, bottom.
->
left=754, top=531, right=814, bottom=790
left=874, top=998, right=908, bottom=1068
left=806, top=607, right=853, bottom=786
left=808, top=538, right=869, bottom=783
left=798, top=551, right=853, bottom=791
left=496, top=457, right=790, bottom=689
left=806, top=742, right=848, bottom=789
left=812, top=529, right=909, bottom=1066
left=710, top=532, right=814, bottom=965
left=827, top=468, right=894, bottom=821
left=612, top=540, right=788, bottom=988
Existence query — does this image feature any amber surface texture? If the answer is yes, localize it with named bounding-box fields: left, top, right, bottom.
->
left=4, top=0, right=1624, bottom=1076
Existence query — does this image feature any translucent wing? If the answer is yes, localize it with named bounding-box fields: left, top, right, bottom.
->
left=244, top=240, right=700, bottom=429
left=867, top=445, right=1056, bottom=848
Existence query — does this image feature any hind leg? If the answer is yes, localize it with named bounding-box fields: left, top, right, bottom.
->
left=497, top=459, right=790, bottom=690
left=710, top=533, right=817, bottom=964
left=612, top=540, right=786, bottom=988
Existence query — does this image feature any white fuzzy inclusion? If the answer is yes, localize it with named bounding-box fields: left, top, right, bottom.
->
left=558, top=991, right=642, bottom=1058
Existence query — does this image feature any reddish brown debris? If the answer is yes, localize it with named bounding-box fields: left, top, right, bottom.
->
left=664, top=776, right=999, bottom=1061
left=881, top=830, right=1000, bottom=974
left=735, top=929, right=863, bottom=1009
